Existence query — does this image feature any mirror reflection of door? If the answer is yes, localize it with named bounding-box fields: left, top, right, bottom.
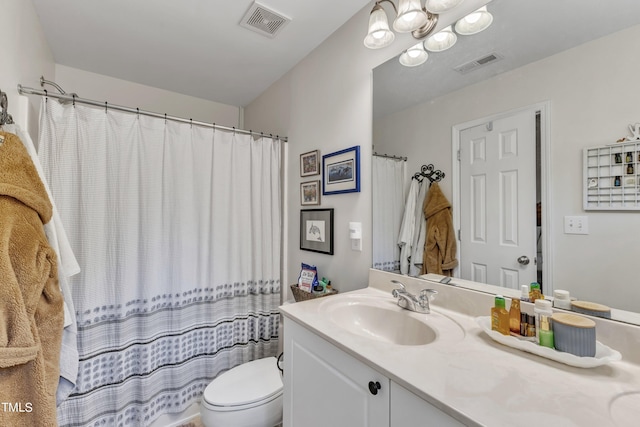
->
left=457, top=107, right=542, bottom=290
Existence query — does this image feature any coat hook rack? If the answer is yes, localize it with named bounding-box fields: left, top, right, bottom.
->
left=412, top=164, right=444, bottom=184
left=0, top=88, right=15, bottom=126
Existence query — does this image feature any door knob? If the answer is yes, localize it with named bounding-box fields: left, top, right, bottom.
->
left=517, top=256, right=530, bottom=265
left=368, top=381, right=381, bottom=395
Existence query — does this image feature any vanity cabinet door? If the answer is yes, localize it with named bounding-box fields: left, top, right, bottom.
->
left=283, top=319, right=389, bottom=427
left=390, top=382, right=464, bottom=427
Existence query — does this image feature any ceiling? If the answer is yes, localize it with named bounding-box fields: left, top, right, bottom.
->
left=374, top=0, right=640, bottom=119
left=31, top=0, right=371, bottom=107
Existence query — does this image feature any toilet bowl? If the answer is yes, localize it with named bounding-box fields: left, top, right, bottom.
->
left=200, top=356, right=283, bottom=427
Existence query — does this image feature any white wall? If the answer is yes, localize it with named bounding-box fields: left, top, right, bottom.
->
left=373, top=25, right=640, bottom=313
left=54, top=65, right=240, bottom=127
left=0, top=0, right=55, bottom=137
left=244, top=1, right=491, bottom=296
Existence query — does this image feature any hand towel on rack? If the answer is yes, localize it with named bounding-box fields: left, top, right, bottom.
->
left=422, top=181, right=458, bottom=276
left=6, top=123, right=81, bottom=405
left=0, top=131, right=63, bottom=427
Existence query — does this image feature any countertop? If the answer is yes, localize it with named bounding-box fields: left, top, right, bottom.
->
left=280, top=284, right=640, bottom=426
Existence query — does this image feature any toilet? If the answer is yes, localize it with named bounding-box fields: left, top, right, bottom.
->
left=200, top=356, right=283, bottom=427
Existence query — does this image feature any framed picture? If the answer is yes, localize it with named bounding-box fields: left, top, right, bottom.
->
left=300, top=180, right=321, bottom=205
left=300, top=209, right=334, bottom=255
left=300, top=150, right=320, bottom=177
left=322, top=145, right=360, bottom=195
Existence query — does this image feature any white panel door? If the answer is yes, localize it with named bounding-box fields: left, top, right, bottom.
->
left=459, top=110, right=537, bottom=289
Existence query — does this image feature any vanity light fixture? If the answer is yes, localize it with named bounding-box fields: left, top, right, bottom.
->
left=424, top=0, right=465, bottom=14
left=364, top=0, right=438, bottom=49
left=399, top=42, right=429, bottom=66
left=424, top=25, right=457, bottom=52
left=454, top=5, right=493, bottom=35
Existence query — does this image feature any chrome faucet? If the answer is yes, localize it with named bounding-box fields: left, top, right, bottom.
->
left=391, top=280, right=437, bottom=314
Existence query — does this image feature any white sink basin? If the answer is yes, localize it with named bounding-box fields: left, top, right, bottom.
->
left=318, top=294, right=465, bottom=346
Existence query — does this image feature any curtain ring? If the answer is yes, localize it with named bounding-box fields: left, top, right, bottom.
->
left=104, top=101, right=108, bottom=113
left=136, top=107, right=139, bottom=118
left=190, top=118, right=193, bottom=128
left=164, top=113, right=167, bottom=123
left=44, top=89, right=48, bottom=102
left=72, top=94, right=76, bottom=107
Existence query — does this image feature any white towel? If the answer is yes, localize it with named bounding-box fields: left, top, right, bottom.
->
left=409, top=180, right=428, bottom=276
left=397, top=179, right=420, bottom=275
left=5, top=124, right=80, bottom=405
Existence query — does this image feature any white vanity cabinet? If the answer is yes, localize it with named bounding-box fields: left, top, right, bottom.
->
left=390, top=382, right=464, bottom=427
left=283, top=319, right=389, bottom=427
left=283, top=318, right=464, bottom=427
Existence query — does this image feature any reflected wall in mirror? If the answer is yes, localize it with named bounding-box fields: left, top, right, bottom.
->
left=371, top=0, right=640, bottom=323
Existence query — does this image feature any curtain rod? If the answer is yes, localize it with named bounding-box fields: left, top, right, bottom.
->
left=17, top=84, right=288, bottom=142
left=373, top=152, right=407, bottom=161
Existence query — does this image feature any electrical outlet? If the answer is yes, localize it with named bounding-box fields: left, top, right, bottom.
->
left=351, top=239, right=362, bottom=251
left=564, top=216, right=589, bottom=235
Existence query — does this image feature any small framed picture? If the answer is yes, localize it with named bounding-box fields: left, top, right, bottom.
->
left=300, top=150, right=320, bottom=177
left=300, top=209, right=334, bottom=255
left=300, top=180, right=321, bottom=205
left=322, top=145, right=360, bottom=195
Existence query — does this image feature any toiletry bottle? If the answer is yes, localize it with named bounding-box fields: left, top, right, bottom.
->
left=538, top=315, right=554, bottom=348
left=534, top=299, right=553, bottom=343
left=520, top=312, right=528, bottom=336
left=526, top=314, right=536, bottom=339
left=520, top=285, right=530, bottom=302
left=529, top=282, right=543, bottom=302
left=491, top=295, right=510, bottom=335
left=509, top=298, right=521, bottom=335
left=553, top=289, right=571, bottom=310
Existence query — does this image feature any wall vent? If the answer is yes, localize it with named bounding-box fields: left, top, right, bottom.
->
left=240, top=2, right=291, bottom=38
left=454, top=52, right=503, bottom=74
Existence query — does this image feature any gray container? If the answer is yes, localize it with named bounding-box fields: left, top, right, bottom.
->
left=552, top=313, right=596, bottom=357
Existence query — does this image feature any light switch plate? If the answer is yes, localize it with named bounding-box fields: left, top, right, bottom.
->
left=564, top=216, right=589, bottom=234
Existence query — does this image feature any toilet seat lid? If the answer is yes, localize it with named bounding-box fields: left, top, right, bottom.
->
left=203, top=357, right=283, bottom=407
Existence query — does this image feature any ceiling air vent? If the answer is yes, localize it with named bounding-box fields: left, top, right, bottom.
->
left=454, top=52, right=503, bottom=74
left=240, top=2, right=291, bottom=38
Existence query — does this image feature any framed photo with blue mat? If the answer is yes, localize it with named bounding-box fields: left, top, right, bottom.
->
left=322, top=145, right=360, bottom=195
left=300, top=208, right=334, bottom=255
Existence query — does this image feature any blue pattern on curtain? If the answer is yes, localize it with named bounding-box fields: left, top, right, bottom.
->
left=37, top=100, right=281, bottom=427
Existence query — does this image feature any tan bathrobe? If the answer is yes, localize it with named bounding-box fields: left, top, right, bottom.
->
left=422, top=182, right=458, bottom=276
left=0, top=131, right=62, bottom=427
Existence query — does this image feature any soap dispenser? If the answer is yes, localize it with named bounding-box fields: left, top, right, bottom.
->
left=491, top=295, right=509, bottom=335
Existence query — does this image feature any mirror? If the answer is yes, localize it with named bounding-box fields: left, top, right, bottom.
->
left=371, top=0, right=640, bottom=325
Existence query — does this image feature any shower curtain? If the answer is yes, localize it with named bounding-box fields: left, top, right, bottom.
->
left=38, top=100, right=281, bottom=427
left=372, top=156, right=406, bottom=272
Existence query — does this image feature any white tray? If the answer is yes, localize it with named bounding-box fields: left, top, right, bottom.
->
left=476, top=316, right=621, bottom=368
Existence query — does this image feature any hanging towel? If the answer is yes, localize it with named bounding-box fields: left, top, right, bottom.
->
left=422, top=181, right=458, bottom=276
left=408, top=179, right=428, bottom=276
left=6, top=123, right=80, bottom=405
left=397, top=178, right=420, bottom=275
left=0, top=131, right=63, bottom=427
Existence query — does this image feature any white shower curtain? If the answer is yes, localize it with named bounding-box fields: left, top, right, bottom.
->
left=372, top=156, right=406, bottom=272
left=38, top=99, right=281, bottom=427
